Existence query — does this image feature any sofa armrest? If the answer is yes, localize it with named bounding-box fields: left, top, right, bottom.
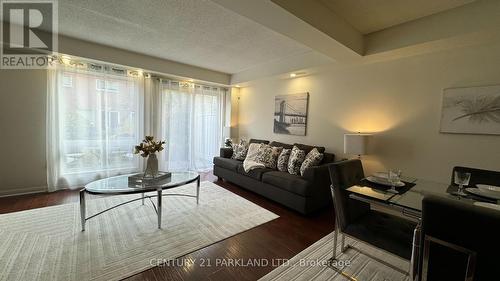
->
left=303, top=163, right=332, bottom=197
left=220, top=147, right=233, bottom=158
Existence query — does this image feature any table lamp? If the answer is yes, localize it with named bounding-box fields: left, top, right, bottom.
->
left=344, top=133, right=372, bottom=159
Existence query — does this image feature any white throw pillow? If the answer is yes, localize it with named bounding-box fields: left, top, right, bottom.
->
left=243, top=143, right=265, bottom=172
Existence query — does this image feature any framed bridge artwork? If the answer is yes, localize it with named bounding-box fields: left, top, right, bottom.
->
left=274, top=92, right=309, bottom=136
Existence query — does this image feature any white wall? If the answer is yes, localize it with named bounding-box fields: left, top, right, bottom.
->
left=238, top=41, right=500, bottom=184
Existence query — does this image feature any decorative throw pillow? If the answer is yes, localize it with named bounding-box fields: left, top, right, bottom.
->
left=300, top=148, right=324, bottom=176
left=288, top=146, right=306, bottom=175
left=277, top=148, right=291, bottom=172
left=256, top=144, right=283, bottom=169
left=243, top=143, right=265, bottom=172
left=245, top=143, right=262, bottom=162
left=231, top=139, right=248, bottom=160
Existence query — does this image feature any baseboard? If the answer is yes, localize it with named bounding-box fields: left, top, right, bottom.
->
left=0, top=185, right=48, bottom=198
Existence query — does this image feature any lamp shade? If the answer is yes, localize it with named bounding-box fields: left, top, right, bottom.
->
left=344, top=133, right=371, bottom=156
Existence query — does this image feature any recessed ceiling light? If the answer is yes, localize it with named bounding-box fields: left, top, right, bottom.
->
left=290, top=73, right=297, bottom=78
left=235, top=85, right=241, bottom=88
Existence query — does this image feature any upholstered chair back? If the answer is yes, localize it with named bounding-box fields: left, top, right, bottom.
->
left=451, top=166, right=500, bottom=187
left=328, top=159, right=370, bottom=231
left=421, top=195, right=500, bottom=280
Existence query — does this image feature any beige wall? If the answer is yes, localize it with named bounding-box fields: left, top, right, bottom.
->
left=238, top=41, right=500, bottom=184
left=0, top=70, right=48, bottom=195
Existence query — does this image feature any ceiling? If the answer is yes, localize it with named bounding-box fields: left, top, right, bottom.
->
left=54, top=0, right=491, bottom=83
left=57, top=0, right=311, bottom=74
left=319, top=0, right=475, bottom=34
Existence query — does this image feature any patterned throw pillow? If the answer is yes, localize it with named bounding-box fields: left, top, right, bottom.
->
left=288, top=146, right=306, bottom=175
left=231, top=139, right=248, bottom=160
left=277, top=148, right=291, bottom=172
left=243, top=143, right=265, bottom=172
left=245, top=143, right=263, bottom=162
left=256, top=144, right=283, bottom=169
left=300, top=148, right=324, bottom=176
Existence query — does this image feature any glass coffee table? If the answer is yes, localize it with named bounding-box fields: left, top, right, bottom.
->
left=80, top=171, right=200, bottom=231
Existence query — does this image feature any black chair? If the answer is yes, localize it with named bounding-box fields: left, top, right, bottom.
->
left=450, top=166, right=500, bottom=189
left=420, top=195, right=500, bottom=281
left=328, top=159, right=417, bottom=278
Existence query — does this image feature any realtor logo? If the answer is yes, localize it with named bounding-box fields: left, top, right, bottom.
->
left=1, top=0, right=57, bottom=69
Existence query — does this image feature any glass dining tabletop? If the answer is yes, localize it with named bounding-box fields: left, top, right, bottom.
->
left=84, top=171, right=200, bottom=194
left=347, top=178, right=479, bottom=215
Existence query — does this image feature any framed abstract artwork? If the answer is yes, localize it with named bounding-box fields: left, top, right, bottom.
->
left=440, top=85, right=500, bottom=135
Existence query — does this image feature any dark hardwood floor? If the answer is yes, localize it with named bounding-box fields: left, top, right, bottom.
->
left=0, top=171, right=334, bottom=281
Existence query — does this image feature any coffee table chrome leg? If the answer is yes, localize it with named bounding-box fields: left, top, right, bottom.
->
left=141, top=192, right=145, bottom=205
left=80, top=189, right=86, bottom=231
left=196, top=176, right=200, bottom=205
left=157, top=188, right=162, bottom=229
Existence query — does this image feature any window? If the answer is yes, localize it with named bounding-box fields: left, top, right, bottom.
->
left=47, top=69, right=143, bottom=190
left=96, top=79, right=119, bottom=93
left=48, top=65, right=225, bottom=191
left=159, top=82, right=223, bottom=172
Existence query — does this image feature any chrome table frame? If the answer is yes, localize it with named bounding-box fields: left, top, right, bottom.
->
left=329, top=187, right=421, bottom=281
left=79, top=174, right=200, bottom=231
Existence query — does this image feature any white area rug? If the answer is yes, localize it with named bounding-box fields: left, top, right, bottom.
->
left=259, top=232, right=410, bottom=281
left=0, top=181, right=278, bottom=281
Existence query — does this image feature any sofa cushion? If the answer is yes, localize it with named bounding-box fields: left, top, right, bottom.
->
left=249, top=139, right=269, bottom=144
left=322, top=152, right=335, bottom=164
left=213, top=157, right=241, bottom=171
left=237, top=164, right=273, bottom=180
left=293, top=143, right=325, bottom=154
left=262, top=171, right=311, bottom=196
left=269, top=141, right=293, bottom=150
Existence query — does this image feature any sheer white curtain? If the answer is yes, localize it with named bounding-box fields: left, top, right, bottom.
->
left=157, top=80, right=224, bottom=172
left=47, top=66, right=144, bottom=191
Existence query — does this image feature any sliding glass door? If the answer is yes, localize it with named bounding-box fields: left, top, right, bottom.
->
left=47, top=65, right=225, bottom=191
left=47, top=67, right=144, bottom=190
left=159, top=81, right=224, bottom=172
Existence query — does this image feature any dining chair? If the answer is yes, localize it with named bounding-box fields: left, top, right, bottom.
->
left=420, top=195, right=500, bottom=281
left=450, top=166, right=500, bottom=187
left=328, top=159, right=417, bottom=279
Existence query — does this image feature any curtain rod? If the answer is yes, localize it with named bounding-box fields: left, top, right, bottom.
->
left=51, top=54, right=229, bottom=90
left=147, top=74, right=228, bottom=91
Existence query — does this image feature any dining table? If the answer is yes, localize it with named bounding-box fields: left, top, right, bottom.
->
left=344, top=176, right=498, bottom=280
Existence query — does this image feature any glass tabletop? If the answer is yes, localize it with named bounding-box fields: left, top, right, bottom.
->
left=84, top=171, right=199, bottom=194
left=388, top=179, right=454, bottom=212
left=347, top=178, right=473, bottom=214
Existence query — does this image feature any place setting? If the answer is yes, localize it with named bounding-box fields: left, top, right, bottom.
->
left=364, top=170, right=417, bottom=194
left=450, top=170, right=500, bottom=211
left=347, top=169, right=417, bottom=201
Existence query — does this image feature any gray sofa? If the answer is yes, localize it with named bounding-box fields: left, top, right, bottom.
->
left=213, top=139, right=335, bottom=214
